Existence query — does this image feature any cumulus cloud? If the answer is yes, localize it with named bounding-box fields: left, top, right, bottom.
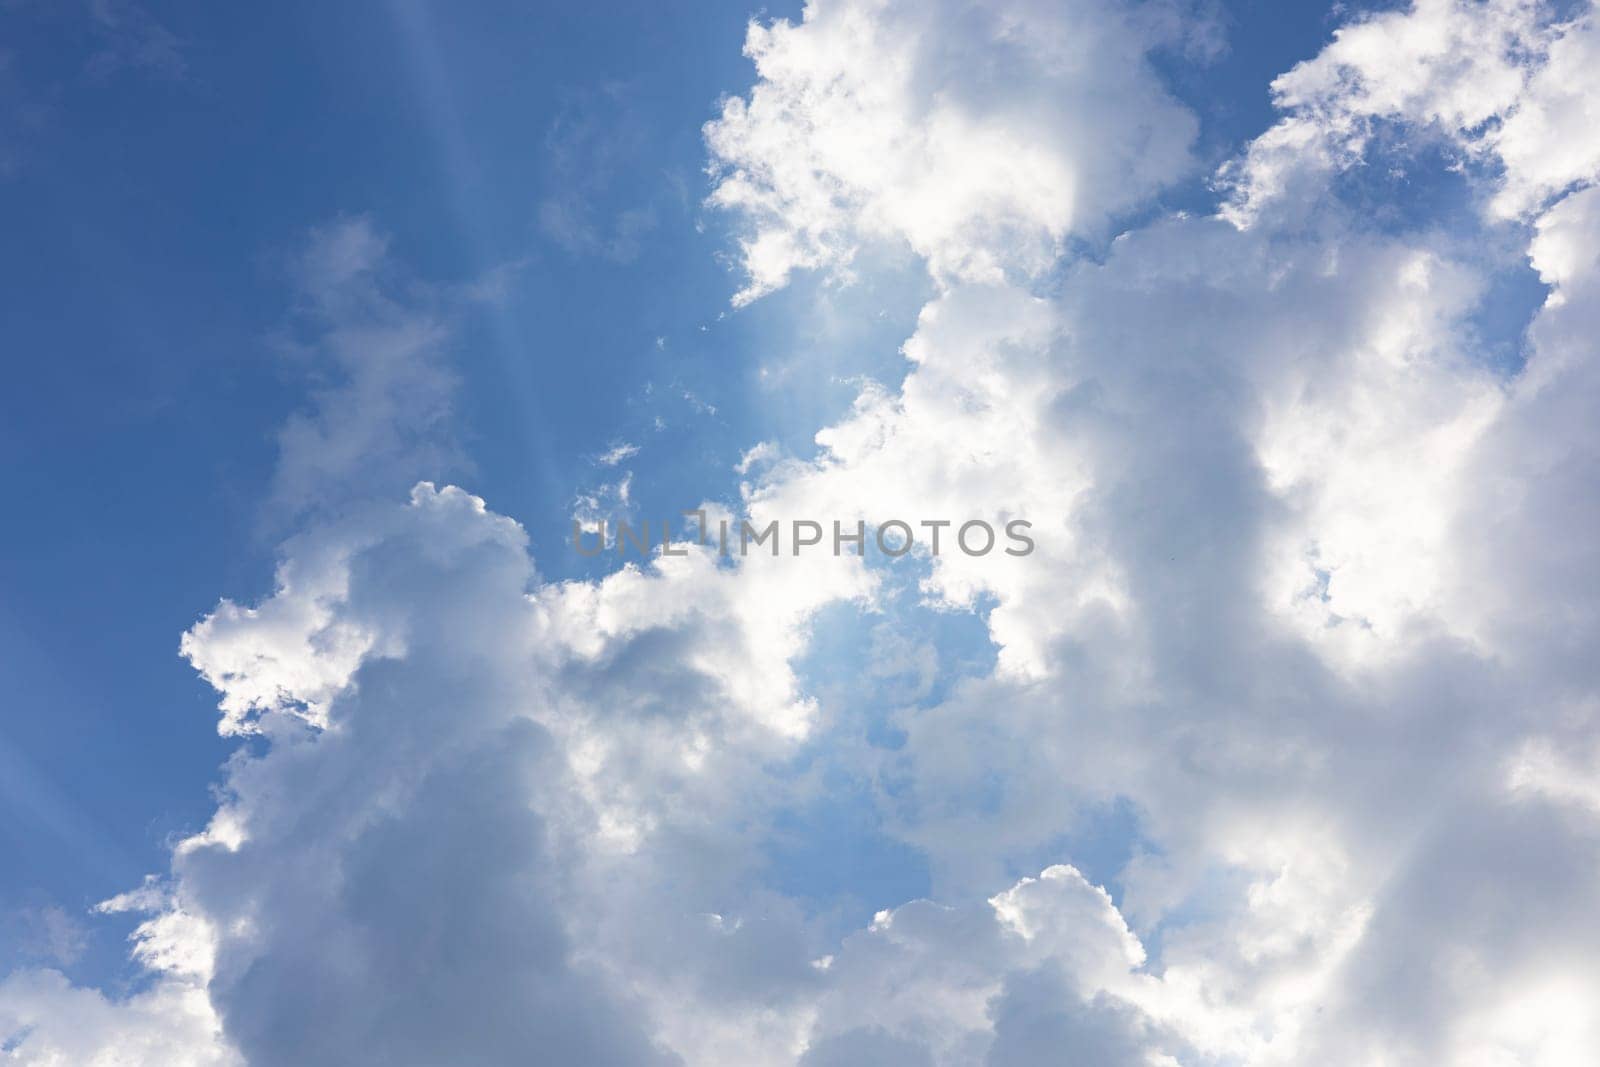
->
left=704, top=0, right=1202, bottom=302
left=0, top=969, right=237, bottom=1067
left=1491, top=10, right=1600, bottom=215
left=702, top=0, right=1600, bottom=1062
left=1223, top=0, right=1600, bottom=226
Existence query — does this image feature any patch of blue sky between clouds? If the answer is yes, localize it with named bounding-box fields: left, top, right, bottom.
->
left=766, top=553, right=997, bottom=927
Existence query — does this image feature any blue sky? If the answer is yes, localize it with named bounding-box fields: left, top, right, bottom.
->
left=0, top=0, right=971, bottom=991
left=4, top=1, right=1600, bottom=1064
left=3, top=0, right=767, bottom=897
left=0, top=0, right=1330, bottom=907
left=0, top=0, right=1346, bottom=954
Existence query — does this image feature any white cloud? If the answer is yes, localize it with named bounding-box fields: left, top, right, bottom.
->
left=598, top=441, right=642, bottom=466
left=0, top=970, right=237, bottom=1067
left=705, top=0, right=1201, bottom=303
left=1223, top=0, right=1600, bottom=227
left=701, top=1, right=1600, bottom=1062
left=1491, top=11, right=1600, bottom=216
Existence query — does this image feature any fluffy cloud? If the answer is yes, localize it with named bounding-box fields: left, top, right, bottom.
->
left=1492, top=12, right=1600, bottom=215
left=704, top=0, right=1204, bottom=302
left=1224, top=0, right=1600, bottom=226
left=709, top=0, right=1600, bottom=1062
left=0, top=969, right=236, bottom=1067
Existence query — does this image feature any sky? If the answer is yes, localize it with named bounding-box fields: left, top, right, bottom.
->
left=2, top=0, right=1599, bottom=1064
